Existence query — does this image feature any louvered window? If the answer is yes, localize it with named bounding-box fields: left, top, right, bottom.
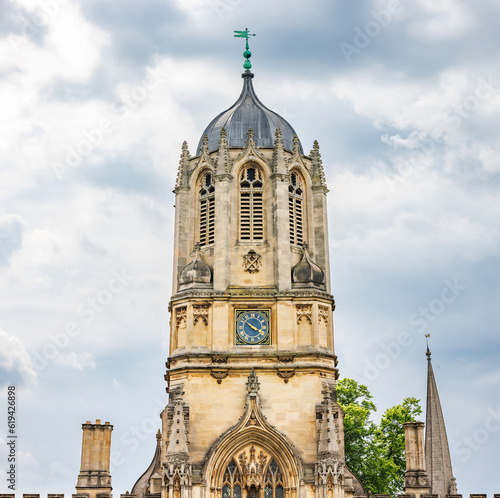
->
left=239, top=165, right=264, bottom=241
left=199, top=171, right=215, bottom=246
left=289, top=171, right=304, bottom=245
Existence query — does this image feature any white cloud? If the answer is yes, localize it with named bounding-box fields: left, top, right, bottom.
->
left=0, top=213, right=27, bottom=265
left=1, top=2, right=110, bottom=85
left=407, top=0, right=474, bottom=40
left=0, top=327, right=37, bottom=386
left=58, top=351, right=96, bottom=371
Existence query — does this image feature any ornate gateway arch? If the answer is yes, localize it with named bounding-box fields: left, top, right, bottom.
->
left=203, top=371, right=303, bottom=498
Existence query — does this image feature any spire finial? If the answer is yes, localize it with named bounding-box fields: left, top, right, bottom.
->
left=246, top=127, right=255, bottom=145
left=246, top=368, right=260, bottom=394
left=201, top=134, right=209, bottom=154
left=425, top=333, right=431, bottom=360
left=234, top=28, right=256, bottom=70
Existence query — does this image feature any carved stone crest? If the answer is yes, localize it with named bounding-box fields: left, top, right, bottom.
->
left=243, top=249, right=262, bottom=273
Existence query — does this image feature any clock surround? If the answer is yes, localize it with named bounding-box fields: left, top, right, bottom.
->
left=235, top=309, right=271, bottom=345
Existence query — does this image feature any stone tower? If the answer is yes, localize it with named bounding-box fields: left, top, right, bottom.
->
left=127, top=61, right=365, bottom=498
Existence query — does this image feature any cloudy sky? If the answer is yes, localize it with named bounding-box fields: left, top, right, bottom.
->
left=1, top=0, right=499, bottom=495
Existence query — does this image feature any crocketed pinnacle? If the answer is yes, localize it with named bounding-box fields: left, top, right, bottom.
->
left=166, top=396, right=189, bottom=457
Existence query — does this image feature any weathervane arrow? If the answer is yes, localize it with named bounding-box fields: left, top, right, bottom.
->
left=234, top=28, right=256, bottom=70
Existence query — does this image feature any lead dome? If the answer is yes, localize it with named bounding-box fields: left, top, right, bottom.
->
left=196, top=70, right=303, bottom=154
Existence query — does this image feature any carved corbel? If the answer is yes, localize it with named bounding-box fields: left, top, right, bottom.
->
left=277, top=369, right=295, bottom=383
left=210, top=369, right=229, bottom=384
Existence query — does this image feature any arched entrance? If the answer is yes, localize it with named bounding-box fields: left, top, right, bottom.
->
left=203, top=371, right=303, bottom=498
left=214, top=444, right=290, bottom=498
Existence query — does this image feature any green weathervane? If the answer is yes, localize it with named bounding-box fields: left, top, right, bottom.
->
left=234, top=28, right=256, bottom=70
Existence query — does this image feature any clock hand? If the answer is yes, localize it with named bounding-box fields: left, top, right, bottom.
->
left=242, top=318, right=259, bottom=332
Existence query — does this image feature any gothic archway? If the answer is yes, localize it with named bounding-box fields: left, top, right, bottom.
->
left=203, top=372, right=302, bottom=498
left=208, top=441, right=296, bottom=498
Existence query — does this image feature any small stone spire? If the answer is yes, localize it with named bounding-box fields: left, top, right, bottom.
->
left=246, top=127, right=255, bottom=148
left=166, top=393, right=189, bottom=458
left=292, top=134, right=301, bottom=156
left=176, top=141, right=191, bottom=189
left=272, top=128, right=287, bottom=174
left=310, top=140, right=326, bottom=187
left=216, top=127, right=231, bottom=174
left=315, top=385, right=343, bottom=496
left=246, top=369, right=260, bottom=394
left=317, top=386, right=340, bottom=458
left=425, top=346, right=457, bottom=497
left=201, top=134, right=209, bottom=155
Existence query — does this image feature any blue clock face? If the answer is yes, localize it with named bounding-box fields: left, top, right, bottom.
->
left=235, top=310, right=271, bottom=345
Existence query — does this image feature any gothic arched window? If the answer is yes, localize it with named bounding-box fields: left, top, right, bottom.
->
left=264, top=460, right=284, bottom=498
left=289, top=171, right=304, bottom=245
left=199, top=171, right=215, bottom=246
left=222, top=460, right=242, bottom=498
left=239, top=165, right=264, bottom=241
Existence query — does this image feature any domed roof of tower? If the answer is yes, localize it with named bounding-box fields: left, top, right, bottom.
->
left=178, top=244, right=212, bottom=289
left=196, top=70, right=303, bottom=154
left=292, top=243, right=325, bottom=288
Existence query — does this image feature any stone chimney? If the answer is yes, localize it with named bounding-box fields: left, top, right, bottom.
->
left=403, top=421, right=430, bottom=498
left=75, top=420, right=113, bottom=498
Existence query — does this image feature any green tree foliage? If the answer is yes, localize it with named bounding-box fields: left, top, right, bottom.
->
left=336, top=378, right=421, bottom=497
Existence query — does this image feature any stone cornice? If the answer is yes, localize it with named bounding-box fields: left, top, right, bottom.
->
left=168, top=349, right=338, bottom=366
left=170, top=288, right=334, bottom=303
